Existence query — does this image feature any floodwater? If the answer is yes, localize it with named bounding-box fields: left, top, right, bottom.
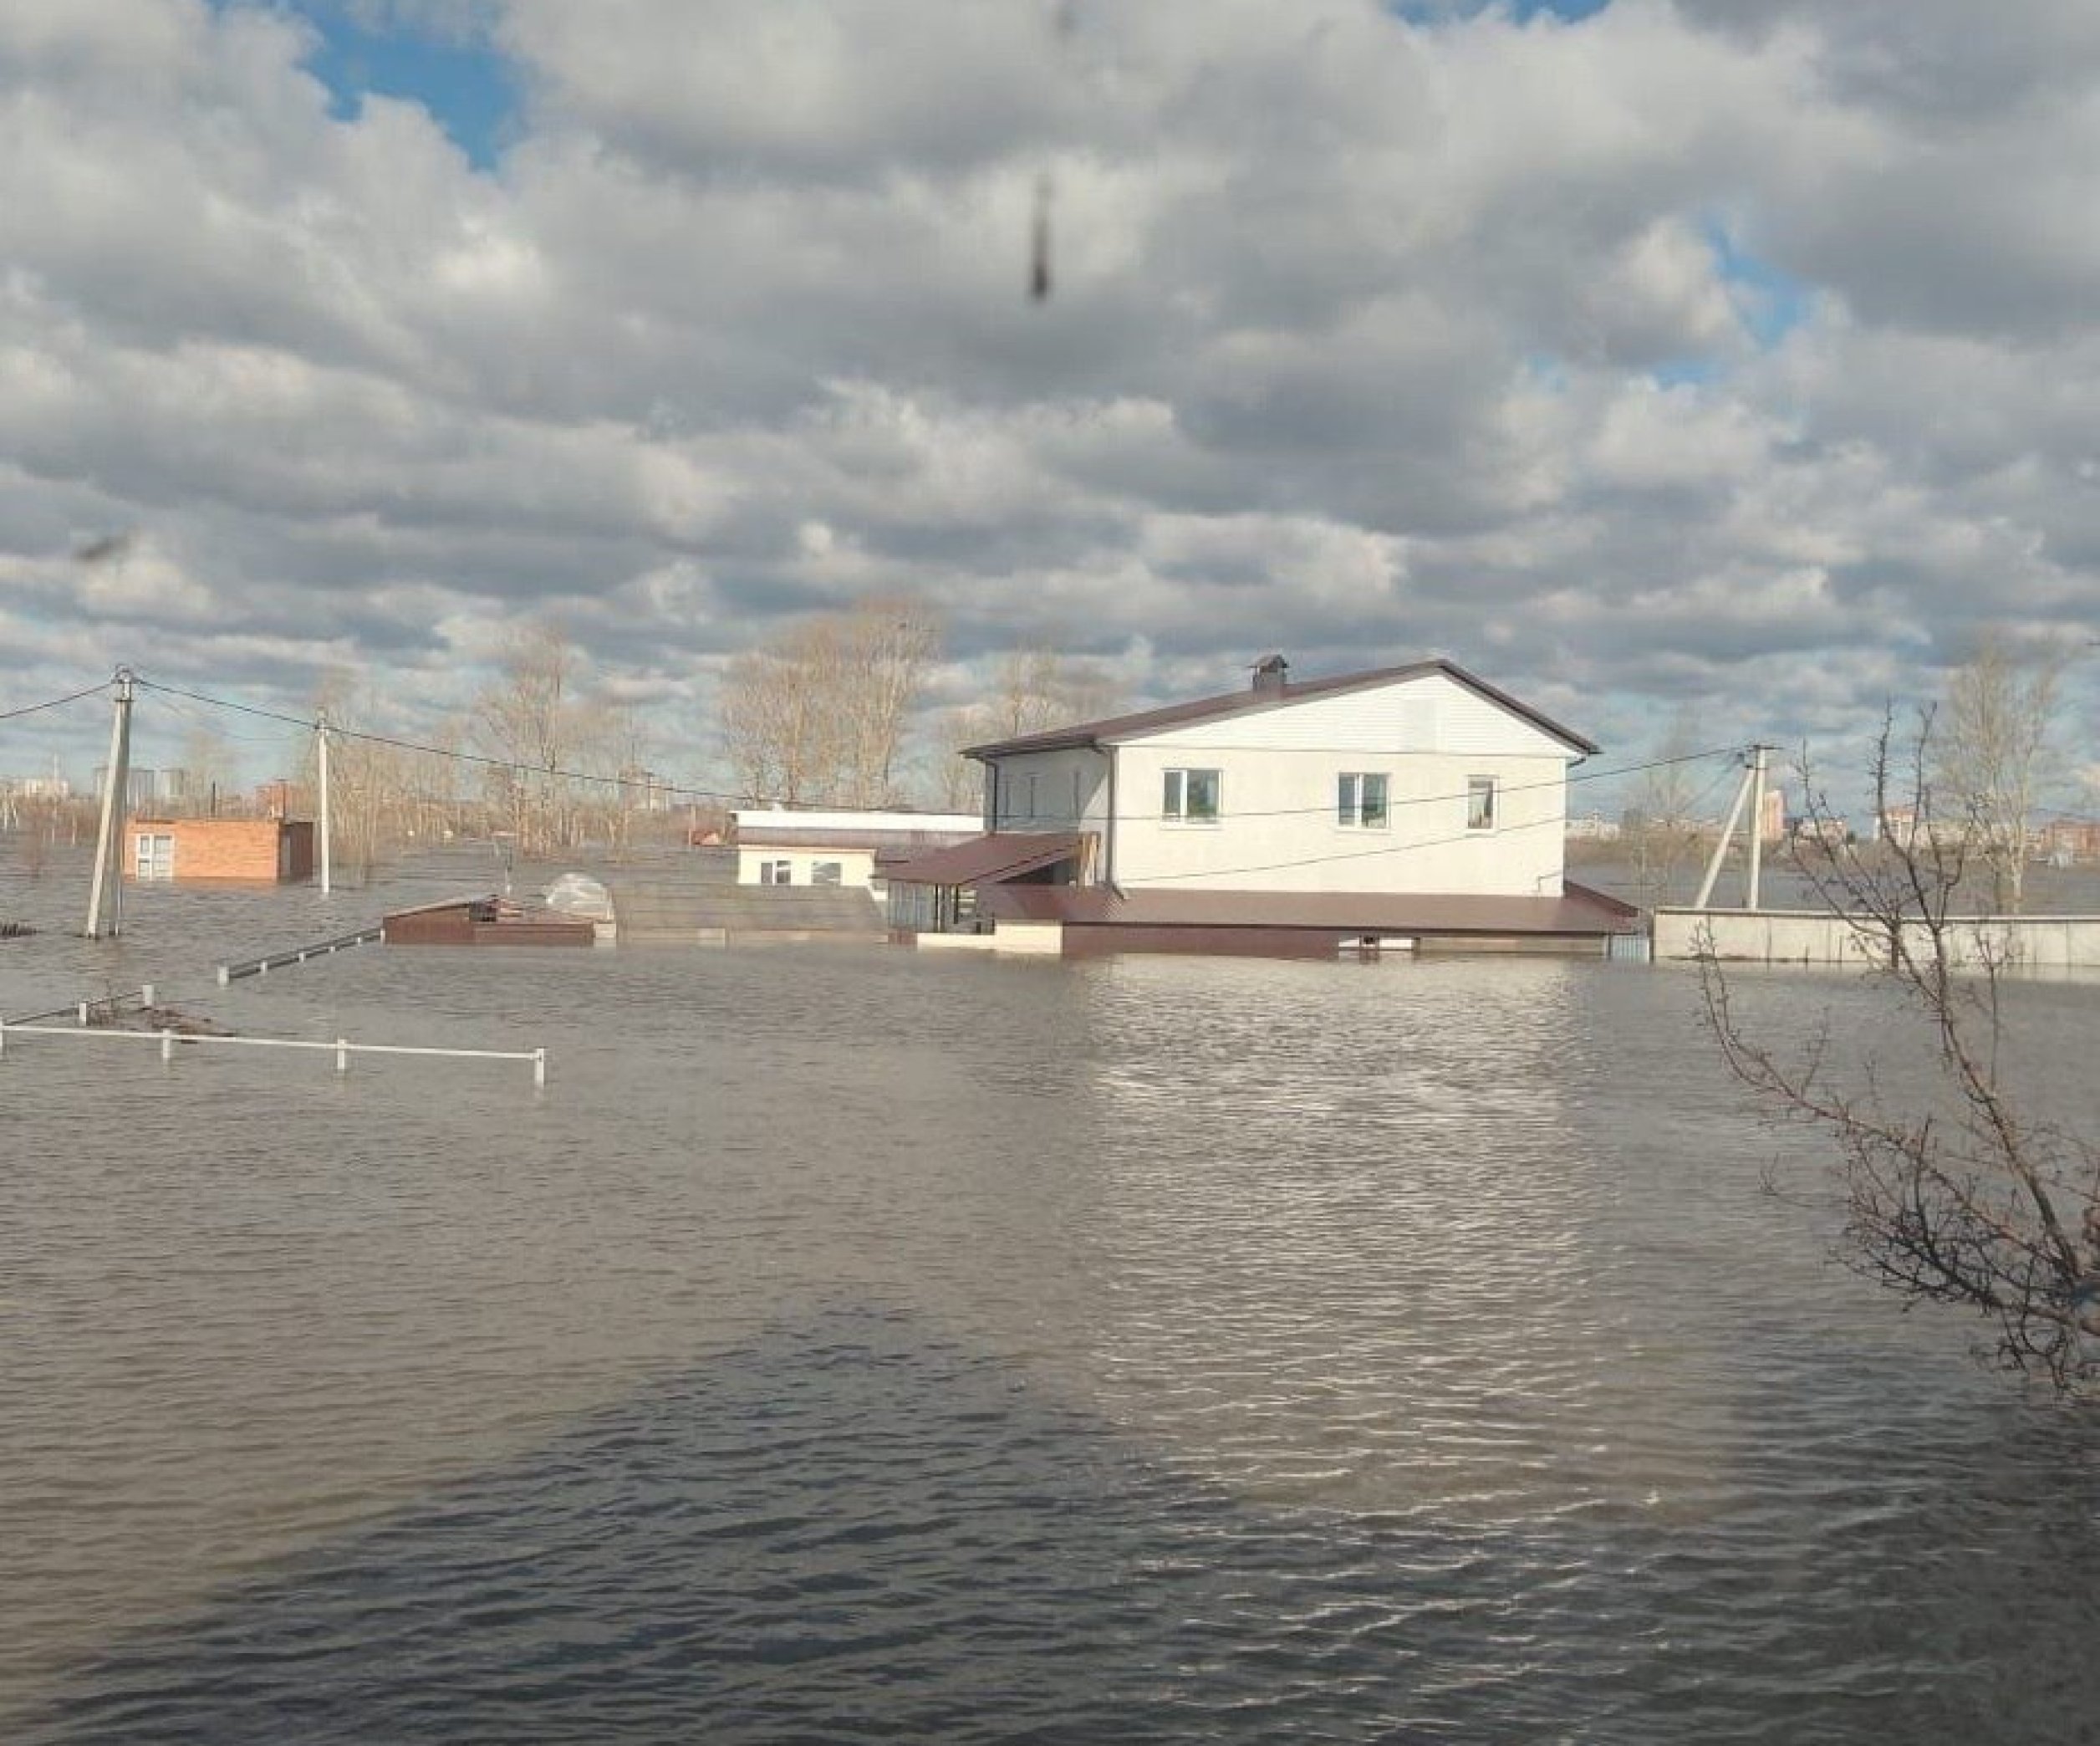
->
left=5, top=848, right=2100, bottom=1743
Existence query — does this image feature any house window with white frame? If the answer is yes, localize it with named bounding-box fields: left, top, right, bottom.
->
left=811, top=860, right=843, bottom=886
left=758, top=859, right=793, bottom=885
left=1163, top=768, right=1221, bottom=823
left=1337, top=772, right=1389, bottom=829
left=1466, top=776, right=1497, bottom=831
left=134, top=831, right=174, bottom=880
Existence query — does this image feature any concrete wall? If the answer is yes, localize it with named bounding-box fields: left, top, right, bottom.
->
left=1654, top=906, right=2100, bottom=971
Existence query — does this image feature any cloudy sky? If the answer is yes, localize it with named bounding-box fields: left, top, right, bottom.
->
left=3, top=0, right=2097, bottom=807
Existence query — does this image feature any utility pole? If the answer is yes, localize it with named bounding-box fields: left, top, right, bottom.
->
left=84, top=668, right=135, bottom=939
left=1692, top=743, right=1778, bottom=911
left=316, top=707, right=333, bottom=896
left=1745, top=743, right=1771, bottom=911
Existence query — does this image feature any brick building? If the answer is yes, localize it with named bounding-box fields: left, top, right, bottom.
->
left=126, top=817, right=315, bottom=882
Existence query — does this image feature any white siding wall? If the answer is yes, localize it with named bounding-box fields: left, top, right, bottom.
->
left=1101, top=674, right=1582, bottom=896
left=1110, top=746, right=1570, bottom=894
left=1132, top=671, right=1576, bottom=759
left=736, top=845, right=879, bottom=887
left=987, top=747, right=1111, bottom=835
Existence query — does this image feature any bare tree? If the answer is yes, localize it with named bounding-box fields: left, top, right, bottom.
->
left=718, top=595, right=942, bottom=807
left=304, top=671, right=410, bottom=883
left=1936, top=630, right=2065, bottom=914
left=474, top=623, right=596, bottom=857
left=930, top=640, right=1124, bottom=809
left=1621, top=707, right=1715, bottom=906
left=176, top=720, right=237, bottom=817
left=1700, top=710, right=2100, bottom=1391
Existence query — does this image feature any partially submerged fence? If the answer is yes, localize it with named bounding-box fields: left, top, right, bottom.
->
left=1651, top=906, right=2100, bottom=971
left=0, top=1019, right=547, bottom=1086
left=217, top=925, right=385, bottom=985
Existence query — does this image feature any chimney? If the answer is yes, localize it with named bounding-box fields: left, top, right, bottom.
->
left=1251, top=653, right=1290, bottom=696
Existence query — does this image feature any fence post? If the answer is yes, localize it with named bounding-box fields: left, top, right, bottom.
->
left=1, top=1018, right=7, bottom=1059
left=335, top=1038, right=349, bottom=1075
left=141, top=983, right=155, bottom=1009
left=533, top=1048, right=547, bottom=1090
left=161, top=1029, right=174, bottom=1064
left=217, top=964, right=229, bottom=987
left=77, top=1002, right=88, bottom=1027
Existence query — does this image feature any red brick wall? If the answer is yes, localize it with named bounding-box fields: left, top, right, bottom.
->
left=126, top=818, right=310, bottom=882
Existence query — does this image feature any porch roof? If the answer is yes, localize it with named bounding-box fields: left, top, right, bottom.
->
left=879, top=831, right=1083, bottom=888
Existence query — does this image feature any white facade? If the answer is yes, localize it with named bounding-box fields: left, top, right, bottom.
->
left=731, top=808, right=983, bottom=891
left=978, top=667, right=1588, bottom=897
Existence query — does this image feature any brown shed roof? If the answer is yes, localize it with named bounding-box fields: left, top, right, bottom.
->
left=962, top=657, right=1598, bottom=761
left=879, top=831, right=1083, bottom=887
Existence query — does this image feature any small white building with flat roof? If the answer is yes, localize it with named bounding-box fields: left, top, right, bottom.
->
left=730, top=808, right=985, bottom=896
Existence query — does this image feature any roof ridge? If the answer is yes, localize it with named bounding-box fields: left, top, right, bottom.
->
left=962, top=657, right=1596, bottom=759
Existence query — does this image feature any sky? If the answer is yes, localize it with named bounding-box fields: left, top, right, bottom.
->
left=3, top=0, right=2098, bottom=812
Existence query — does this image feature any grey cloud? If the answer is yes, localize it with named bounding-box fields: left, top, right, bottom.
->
left=1, top=0, right=2097, bottom=789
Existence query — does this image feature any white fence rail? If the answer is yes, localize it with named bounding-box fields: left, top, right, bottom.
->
left=218, top=926, right=385, bottom=985
left=0, top=1021, right=547, bottom=1087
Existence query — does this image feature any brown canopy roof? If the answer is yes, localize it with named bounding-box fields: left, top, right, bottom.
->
left=879, top=831, right=1083, bottom=887
left=979, top=880, right=1639, bottom=936
left=963, top=657, right=1598, bottom=761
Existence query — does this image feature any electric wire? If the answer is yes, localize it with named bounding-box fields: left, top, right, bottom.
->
left=130, top=670, right=1741, bottom=828
left=0, top=682, right=110, bottom=723
left=1124, top=753, right=1743, bottom=885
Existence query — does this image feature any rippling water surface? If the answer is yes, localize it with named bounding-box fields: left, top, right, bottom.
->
left=5, top=850, right=2100, bottom=1743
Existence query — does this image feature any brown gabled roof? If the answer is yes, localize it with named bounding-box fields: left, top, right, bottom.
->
left=978, top=881, right=1640, bottom=936
left=962, top=658, right=1598, bottom=761
left=879, top=831, right=1083, bottom=887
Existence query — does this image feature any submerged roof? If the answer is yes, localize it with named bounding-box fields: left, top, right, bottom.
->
left=962, top=657, right=1598, bottom=761
left=879, top=831, right=1083, bottom=887
left=978, top=881, right=1639, bottom=936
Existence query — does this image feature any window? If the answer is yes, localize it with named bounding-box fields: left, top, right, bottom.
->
left=1467, top=776, right=1497, bottom=831
left=133, top=831, right=174, bottom=880
left=811, top=860, right=843, bottom=886
left=758, top=860, right=792, bottom=885
left=1338, top=772, right=1389, bottom=829
left=1162, top=768, right=1221, bottom=823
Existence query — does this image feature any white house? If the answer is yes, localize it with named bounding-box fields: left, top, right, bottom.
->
left=883, top=655, right=1639, bottom=957
left=731, top=807, right=984, bottom=896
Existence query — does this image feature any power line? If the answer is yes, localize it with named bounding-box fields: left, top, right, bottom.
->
left=1121, top=754, right=1745, bottom=886
left=1071, top=743, right=1739, bottom=825
left=0, top=681, right=110, bottom=723
left=130, top=670, right=1744, bottom=832
left=131, top=675, right=745, bottom=808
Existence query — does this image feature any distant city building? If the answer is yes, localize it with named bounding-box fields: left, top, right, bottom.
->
left=91, top=766, right=188, bottom=809
left=1759, top=785, right=1786, bottom=844
left=2038, top=819, right=2100, bottom=864
left=1, top=773, right=72, bottom=800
